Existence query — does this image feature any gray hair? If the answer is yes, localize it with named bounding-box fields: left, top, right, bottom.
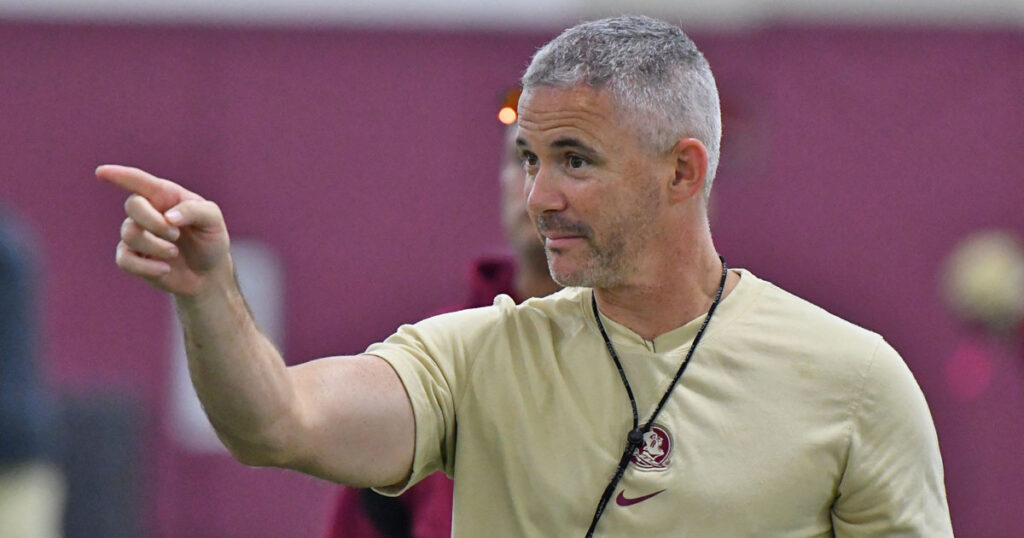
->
left=522, top=15, right=722, bottom=200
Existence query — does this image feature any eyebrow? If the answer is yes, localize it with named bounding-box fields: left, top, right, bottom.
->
left=516, top=136, right=597, bottom=155
left=551, top=137, right=596, bottom=153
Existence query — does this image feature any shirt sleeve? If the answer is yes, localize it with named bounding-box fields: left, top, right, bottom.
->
left=832, top=339, right=954, bottom=537
left=366, top=299, right=513, bottom=496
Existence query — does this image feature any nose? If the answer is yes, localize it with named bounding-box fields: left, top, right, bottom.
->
left=526, top=165, right=566, bottom=218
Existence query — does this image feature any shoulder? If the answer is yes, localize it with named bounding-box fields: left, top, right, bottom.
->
left=518, top=286, right=589, bottom=317
left=388, top=287, right=589, bottom=349
left=731, top=270, right=883, bottom=359
left=449, top=286, right=590, bottom=338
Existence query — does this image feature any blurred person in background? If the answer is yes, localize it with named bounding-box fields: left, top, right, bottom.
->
left=941, top=229, right=1024, bottom=351
left=0, top=208, right=65, bottom=538
left=98, top=16, right=952, bottom=536
left=324, top=90, right=560, bottom=538
left=939, top=229, right=1024, bottom=400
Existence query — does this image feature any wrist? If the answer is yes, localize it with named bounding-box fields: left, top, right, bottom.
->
left=174, top=254, right=240, bottom=310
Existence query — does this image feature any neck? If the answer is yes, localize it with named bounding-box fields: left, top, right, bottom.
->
left=593, top=232, right=736, bottom=341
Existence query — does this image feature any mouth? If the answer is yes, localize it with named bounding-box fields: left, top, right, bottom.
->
left=536, top=215, right=591, bottom=252
left=544, top=234, right=586, bottom=251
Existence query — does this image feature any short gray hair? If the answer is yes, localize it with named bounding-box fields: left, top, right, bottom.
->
left=522, top=15, right=722, bottom=200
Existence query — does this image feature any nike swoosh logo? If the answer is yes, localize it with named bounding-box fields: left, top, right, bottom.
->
left=615, top=489, right=666, bottom=507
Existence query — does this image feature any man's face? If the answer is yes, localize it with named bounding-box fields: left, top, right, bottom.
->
left=516, top=85, right=671, bottom=288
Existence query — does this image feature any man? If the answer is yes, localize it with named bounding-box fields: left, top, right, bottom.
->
left=0, top=209, right=65, bottom=538
left=100, top=15, right=952, bottom=536
left=324, top=119, right=560, bottom=537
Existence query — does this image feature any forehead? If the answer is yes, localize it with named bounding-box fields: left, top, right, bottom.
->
left=515, top=85, right=625, bottom=148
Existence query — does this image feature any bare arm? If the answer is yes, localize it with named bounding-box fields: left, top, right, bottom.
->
left=98, top=165, right=414, bottom=487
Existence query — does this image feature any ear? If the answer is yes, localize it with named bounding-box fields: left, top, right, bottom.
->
left=666, top=138, right=708, bottom=203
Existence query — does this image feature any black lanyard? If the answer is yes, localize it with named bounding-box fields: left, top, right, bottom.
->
left=584, top=256, right=728, bottom=537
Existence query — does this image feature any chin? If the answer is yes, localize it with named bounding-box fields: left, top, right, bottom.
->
left=547, top=258, right=595, bottom=288
left=550, top=272, right=584, bottom=288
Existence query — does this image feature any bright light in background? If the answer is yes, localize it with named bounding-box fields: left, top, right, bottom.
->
left=498, top=86, right=522, bottom=125
left=497, top=106, right=517, bottom=125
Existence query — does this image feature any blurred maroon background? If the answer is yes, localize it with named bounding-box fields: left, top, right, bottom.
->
left=0, top=20, right=1020, bottom=537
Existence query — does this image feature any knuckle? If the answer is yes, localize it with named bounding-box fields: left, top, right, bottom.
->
left=125, top=233, right=155, bottom=256
left=115, top=242, right=131, bottom=267
left=201, top=200, right=223, bottom=217
left=120, top=218, right=135, bottom=238
left=123, top=194, right=139, bottom=213
left=131, top=231, right=159, bottom=254
left=123, top=228, right=143, bottom=248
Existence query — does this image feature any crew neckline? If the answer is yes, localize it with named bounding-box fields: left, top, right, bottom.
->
left=582, top=269, right=759, bottom=353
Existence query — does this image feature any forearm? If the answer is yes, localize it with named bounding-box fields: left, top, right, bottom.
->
left=174, top=257, right=299, bottom=466
left=99, top=165, right=415, bottom=484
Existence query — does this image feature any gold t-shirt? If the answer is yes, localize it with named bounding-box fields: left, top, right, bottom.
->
left=367, top=270, right=952, bottom=537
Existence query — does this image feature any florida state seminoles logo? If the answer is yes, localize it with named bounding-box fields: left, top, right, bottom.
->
left=631, top=425, right=672, bottom=470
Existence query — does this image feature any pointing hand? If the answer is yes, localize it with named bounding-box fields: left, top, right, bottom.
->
left=98, top=165, right=231, bottom=296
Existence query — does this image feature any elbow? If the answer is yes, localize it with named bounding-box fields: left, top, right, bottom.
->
left=225, top=443, right=274, bottom=467
left=222, top=438, right=296, bottom=468
left=211, top=421, right=300, bottom=469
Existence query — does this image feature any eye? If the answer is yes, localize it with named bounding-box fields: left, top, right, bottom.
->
left=521, top=152, right=539, bottom=171
left=567, top=154, right=587, bottom=169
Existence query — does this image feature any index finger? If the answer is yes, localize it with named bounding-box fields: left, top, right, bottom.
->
left=96, top=165, right=188, bottom=210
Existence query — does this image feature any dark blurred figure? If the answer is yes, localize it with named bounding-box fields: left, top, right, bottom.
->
left=0, top=208, right=65, bottom=537
left=323, top=99, right=560, bottom=538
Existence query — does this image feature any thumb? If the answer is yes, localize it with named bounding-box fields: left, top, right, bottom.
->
left=165, top=199, right=225, bottom=232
